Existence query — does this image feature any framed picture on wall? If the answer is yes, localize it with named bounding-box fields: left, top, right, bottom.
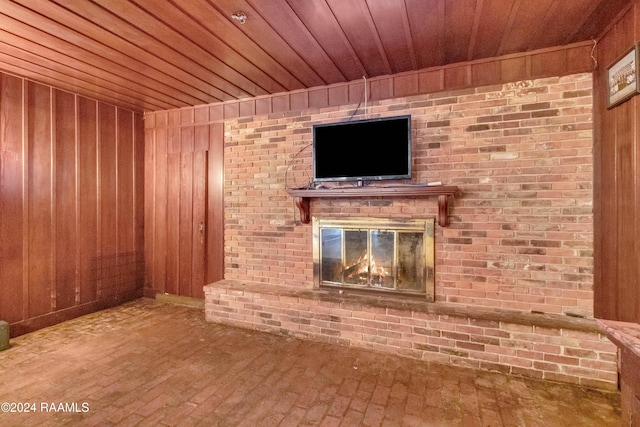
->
left=607, top=44, right=640, bottom=108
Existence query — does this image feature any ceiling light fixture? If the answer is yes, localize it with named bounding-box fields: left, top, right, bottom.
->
left=231, top=11, right=247, bottom=24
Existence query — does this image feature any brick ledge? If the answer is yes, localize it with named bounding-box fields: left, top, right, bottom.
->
left=205, top=279, right=618, bottom=390
left=206, top=279, right=601, bottom=334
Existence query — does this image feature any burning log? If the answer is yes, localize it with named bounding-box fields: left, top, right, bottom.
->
left=344, top=254, right=391, bottom=286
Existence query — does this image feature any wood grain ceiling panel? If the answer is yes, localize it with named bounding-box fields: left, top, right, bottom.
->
left=0, top=35, right=170, bottom=111
left=0, top=50, right=153, bottom=111
left=247, top=0, right=347, bottom=84
left=212, top=0, right=328, bottom=88
left=132, top=0, right=287, bottom=95
left=10, top=0, right=215, bottom=106
left=0, top=0, right=630, bottom=112
left=443, top=0, right=477, bottom=64
left=405, top=0, right=445, bottom=69
left=367, top=0, right=416, bottom=73
left=557, top=0, right=603, bottom=45
left=89, top=0, right=257, bottom=99
left=528, top=0, right=599, bottom=51
left=286, top=0, right=368, bottom=81
left=327, top=0, right=393, bottom=77
left=168, top=0, right=305, bottom=92
left=571, top=0, right=633, bottom=42
left=471, top=0, right=515, bottom=60
left=497, top=0, right=556, bottom=55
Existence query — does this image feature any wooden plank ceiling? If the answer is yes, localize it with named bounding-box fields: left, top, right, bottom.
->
left=0, top=0, right=631, bottom=112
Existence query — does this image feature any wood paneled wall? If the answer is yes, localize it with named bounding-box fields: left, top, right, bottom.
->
left=144, top=111, right=224, bottom=299
left=0, top=73, right=144, bottom=336
left=593, top=1, right=640, bottom=323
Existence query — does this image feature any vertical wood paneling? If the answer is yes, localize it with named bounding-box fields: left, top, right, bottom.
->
left=54, top=89, right=77, bottom=310
left=239, top=100, right=255, bottom=117
left=369, top=79, right=393, bottom=101
left=0, top=74, right=24, bottom=323
left=26, top=81, right=53, bottom=318
left=593, top=36, right=610, bottom=318
left=256, top=98, right=272, bottom=116
left=594, top=20, right=620, bottom=320
left=443, top=66, right=470, bottom=89
left=393, top=74, right=419, bottom=98
left=166, top=151, right=180, bottom=295
left=143, top=127, right=155, bottom=293
left=0, top=70, right=144, bottom=336
left=192, top=150, right=207, bottom=298
left=209, top=105, right=223, bottom=122
left=77, top=97, right=98, bottom=304
left=593, top=1, right=640, bottom=323
left=166, top=127, right=181, bottom=295
left=309, top=89, right=328, bottom=108
left=272, top=95, right=289, bottom=113
left=117, top=110, right=135, bottom=294
left=194, top=125, right=209, bottom=152
left=144, top=118, right=224, bottom=299
left=153, top=128, right=168, bottom=293
left=622, top=1, right=640, bottom=324
left=223, top=103, right=239, bottom=120
left=328, top=86, right=348, bottom=107
left=181, top=127, right=194, bottom=152
left=134, top=113, right=145, bottom=289
left=98, top=104, right=117, bottom=298
left=635, top=84, right=640, bottom=322
left=194, top=106, right=209, bottom=124
left=471, top=62, right=500, bottom=86
left=615, top=101, right=636, bottom=320
left=179, top=151, right=193, bottom=296
left=500, top=56, right=527, bottom=83
left=418, top=70, right=444, bottom=93
left=531, top=50, right=566, bottom=77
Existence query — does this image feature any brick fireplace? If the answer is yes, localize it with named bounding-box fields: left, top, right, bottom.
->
left=222, top=73, right=597, bottom=316
left=205, top=72, right=619, bottom=390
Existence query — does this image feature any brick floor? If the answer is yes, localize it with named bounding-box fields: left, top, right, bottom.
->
left=0, top=299, right=621, bottom=426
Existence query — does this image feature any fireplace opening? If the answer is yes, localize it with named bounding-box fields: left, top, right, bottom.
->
left=313, top=218, right=435, bottom=300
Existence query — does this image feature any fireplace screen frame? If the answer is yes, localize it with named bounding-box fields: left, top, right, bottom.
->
left=312, top=217, right=435, bottom=301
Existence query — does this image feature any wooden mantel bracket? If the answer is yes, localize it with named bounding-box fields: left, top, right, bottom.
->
left=287, top=185, right=458, bottom=227
left=292, top=196, right=311, bottom=225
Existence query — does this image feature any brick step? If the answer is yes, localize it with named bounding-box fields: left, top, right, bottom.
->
left=205, top=279, right=618, bottom=391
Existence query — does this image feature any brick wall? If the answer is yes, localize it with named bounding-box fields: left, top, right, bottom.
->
left=224, top=73, right=595, bottom=318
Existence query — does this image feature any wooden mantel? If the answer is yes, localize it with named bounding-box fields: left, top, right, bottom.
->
left=287, top=185, right=459, bottom=227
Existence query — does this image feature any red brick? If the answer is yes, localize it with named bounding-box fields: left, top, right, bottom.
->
left=189, top=73, right=626, bottom=392
left=221, top=74, right=597, bottom=317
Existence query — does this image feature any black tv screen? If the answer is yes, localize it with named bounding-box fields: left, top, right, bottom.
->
left=313, top=115, right=411, bottom=183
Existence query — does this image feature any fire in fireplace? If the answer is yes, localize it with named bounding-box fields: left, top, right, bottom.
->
left=313, top=218, right=435, bottom=300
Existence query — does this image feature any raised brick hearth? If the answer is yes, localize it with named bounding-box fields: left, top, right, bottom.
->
left=205, top=280, right=617, bottom=391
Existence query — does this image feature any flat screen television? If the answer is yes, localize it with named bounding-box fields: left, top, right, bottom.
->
left=312, top=115, right=411, bottom=183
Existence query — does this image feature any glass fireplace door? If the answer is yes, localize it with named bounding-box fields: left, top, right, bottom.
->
left=315, top=218, right=434, bottom=298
